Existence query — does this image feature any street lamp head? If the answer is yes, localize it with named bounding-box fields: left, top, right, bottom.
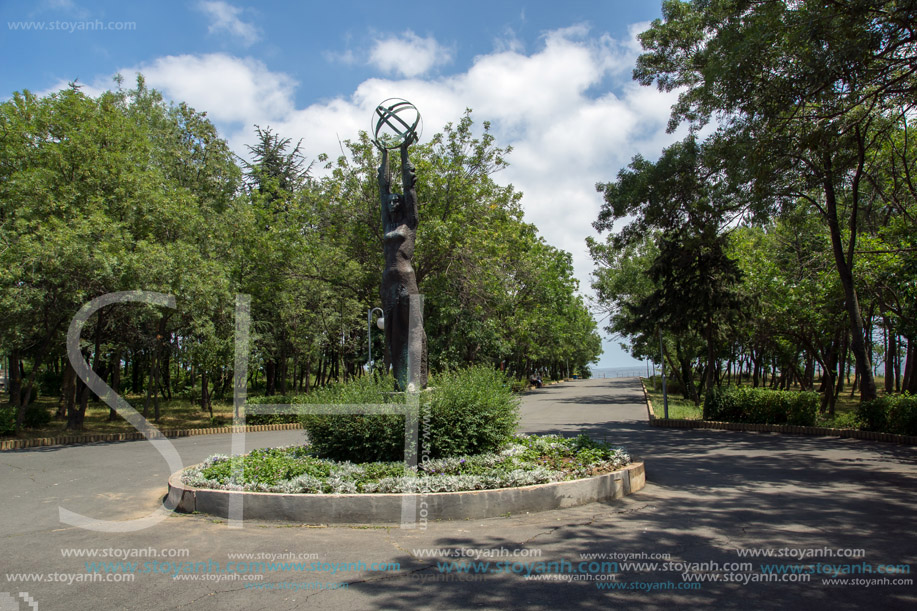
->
left=376, top=316, right=385, bottom=330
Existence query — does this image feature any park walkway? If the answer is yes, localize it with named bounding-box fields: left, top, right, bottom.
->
left=1, top=378, right=914, bottom=610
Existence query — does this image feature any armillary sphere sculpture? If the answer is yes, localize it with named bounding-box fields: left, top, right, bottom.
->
left=372, top=98, right=427, bottom=391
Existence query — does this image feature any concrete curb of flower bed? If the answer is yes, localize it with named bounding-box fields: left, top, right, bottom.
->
left=166, top=461, right=646, bottom=524
left=639, top=379, right=917, bottom=446
left=0, top=423, right=303, bottom=451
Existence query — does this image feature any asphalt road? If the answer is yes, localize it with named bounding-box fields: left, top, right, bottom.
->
left=1, top=377, right=915, bottom=610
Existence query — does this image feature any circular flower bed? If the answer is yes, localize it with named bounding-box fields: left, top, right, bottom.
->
left=181, top=434, right=630, bottom=495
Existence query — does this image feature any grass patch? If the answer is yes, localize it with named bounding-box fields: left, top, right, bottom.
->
left=181, top=434, right=631, bottom=494
left=642, top=379, right=702, bottom=419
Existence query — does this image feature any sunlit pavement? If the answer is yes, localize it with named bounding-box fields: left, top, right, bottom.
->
left=1, top=377, right=915, bottom=610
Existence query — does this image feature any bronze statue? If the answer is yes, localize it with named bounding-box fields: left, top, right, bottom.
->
left=374, top=99, right=427, bottom=390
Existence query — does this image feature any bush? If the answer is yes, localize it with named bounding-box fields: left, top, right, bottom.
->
left=298, top=366, right=520, bottom=463
left=297, top=375, right=407, bottom=463
left=245, top=396, right=301, bottom=425
left=704, top=386, right=818, bottom=426
left=423, top=367, right=520, bottom=458
left=0, top=405, right=53, bottom=431
left=23, top=405, right=52, bottom=428
left=828, top=411, right=862, bottom=430
left=857, top=394, right=917, bottom=436
left=0, top=408, right=15, bottom=436
left=38, top=368, right=62, bottom=397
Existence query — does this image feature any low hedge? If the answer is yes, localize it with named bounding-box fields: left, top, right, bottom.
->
left=242, top=397, right=301, bottom=426
left=703, top=386, right=818, bottom=426
left=856, top=394, right=917, bottom=436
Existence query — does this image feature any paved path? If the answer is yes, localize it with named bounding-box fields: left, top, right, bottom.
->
left=1, top=378, right=915, bottom=610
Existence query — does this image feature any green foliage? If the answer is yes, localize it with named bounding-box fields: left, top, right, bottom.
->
left=297, top=366, right=519, bottom=463
left=828, top=411, right=862, bottom=431
left=703, top=386, right=818, bottom=426
left=857, top=394, right=917, bottom=436
left=244, top=396, right=300, bottom=425
left=325, top=114, right=601, bottom=379
left=0, top=408, right=15, bottom=435
left=0, top=82, right=601, bottom=431
left=22, top=405, right=52, bottom=429
left=296, top=375, right=406, bottom=464
left=183, top=435, right=631, bottom=494
left=423, top=366, right=520, bottom=458
left=200, top=447, right=332, bottom=487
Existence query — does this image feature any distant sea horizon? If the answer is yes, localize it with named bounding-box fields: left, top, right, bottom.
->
left=589, top=364, right=653, bottom=379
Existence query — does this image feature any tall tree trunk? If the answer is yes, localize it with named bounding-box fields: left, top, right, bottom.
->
left=68, top=314, right=105, bottom=431
left=883, top=319, right=894, bottom=394
left=131, top=353, right=141, bottom=393
left=903, top=337, right=916, bottom=394
left=822, top=159, right=877, bottom=401
left=201, top=370, right=211, bottom=418
left=144, top=349, right=156, bottom=420
left=304, top=357, right=311, bottom=393
left=704, top=319, right=716, bottom=396
left=18, top=347, right=48, bottom=431
left=265, top=361, right=277, bottom=396
left=59, top=361, right=76, bottom=420
left=279, top=348, right=288, bottom=395
left=108, top=349, right=121, bottom=421
left=8, top=349, right=22, bottom=410
left=160, top=334, right=172, bottom=401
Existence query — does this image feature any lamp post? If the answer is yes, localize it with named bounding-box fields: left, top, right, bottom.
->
left=367, top=307, right=384, bottom=371
left=658, top=328, right=669, bottom=419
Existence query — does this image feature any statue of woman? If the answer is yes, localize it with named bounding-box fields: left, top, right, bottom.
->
left=378, top=143, right=427, bottom=390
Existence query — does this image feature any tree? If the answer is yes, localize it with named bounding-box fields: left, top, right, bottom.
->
left=0, top=78, right=242, bottom=430
left=593, top=136, right=746, bottom=401
left=633, top=0, right=917, bottom=400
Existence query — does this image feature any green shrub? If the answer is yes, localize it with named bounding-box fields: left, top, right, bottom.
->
left=297, top=366, right=520, bottom=463
left=0, top=405, right=51, bottom=433
left=856, top=398, right=888, bottom=431
left=297, top=375, right=406, bottom=463
left=38, top=368, right=63, bottom=396
left=23, top=405, right=52, bottom=428
left=423, top=366, right=520, bottom=458
left=244, top=396, right=300, bottom=425
left=704, top=386, right=817, bottom=426
left=857, top=394, right=917, bottom=436
left=826, top=411, right=861, bottom=430
left=887, top=395, right=917, bottom=436
left=0, top=408, right=15, bottom=435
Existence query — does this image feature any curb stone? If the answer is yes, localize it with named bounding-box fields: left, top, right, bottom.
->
left=0, top=423, right=303, bottom=451
left=168, top=460, right=646, bottom=523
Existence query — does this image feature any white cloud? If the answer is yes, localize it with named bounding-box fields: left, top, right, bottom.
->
left=368, top=31, right=452, bottom=77
left=115, top=25, right=681, bottom=287
left=125, top=53, right=295, bottom=125
left=197, top=1, right=260, bottom=47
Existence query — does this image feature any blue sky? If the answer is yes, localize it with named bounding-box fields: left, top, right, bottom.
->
left=2, top=1, right=682, bottom=368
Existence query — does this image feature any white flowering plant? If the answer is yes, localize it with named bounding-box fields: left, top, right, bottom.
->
left=181, top=435, right=630, bottom=495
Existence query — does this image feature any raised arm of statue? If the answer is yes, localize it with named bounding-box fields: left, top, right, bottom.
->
left=400, top=143, right=418, bottom=229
